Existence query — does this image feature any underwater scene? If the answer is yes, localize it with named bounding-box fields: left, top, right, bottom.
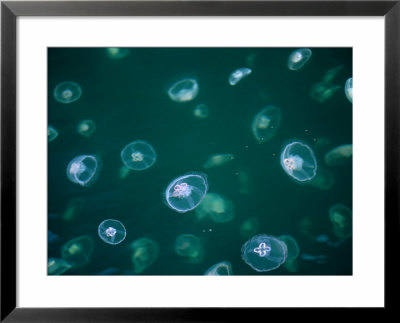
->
left=48, top=48, right=352, bottom=275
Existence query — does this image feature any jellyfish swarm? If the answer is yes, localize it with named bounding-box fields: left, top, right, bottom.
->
left=66, top=155, right=101, bottom=187
left=329, top=204, right=352, bottom=238
left=280, top=141, right=317, bottom=182
left=53, top=81, right=82, bottom=104
left=241, top=234, right=287, bottom=272
left=204, top=261, right=233, bottom=275
left=344, top=77, right=353, bottom=103
left=228, top=67, right=252, bottom=86
left=168, top=78, right=199, bottom=103
left=165, top=172, right=208, bottom=213
left=251, top=105, right=282, bottom=143
left=287, top=48, right=312, bottom=71
left=130, top=238, right=159, bottom=274
left=98, top=219, right=127, bottom=245
left=120, top=140, right=157, bottom=171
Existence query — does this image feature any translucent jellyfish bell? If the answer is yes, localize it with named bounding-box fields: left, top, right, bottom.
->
left=53, top=81, right=82, bottom=104
left=76, top=119, right=96, bottom=137
left=130, top=238, right=159, bottom=274
left=120, top=140, right=157, bottom=171
left=193, top=104, right=209, bottom=119
left=98, top=219, right=127, bottom=245
left=251, top=105, right=282, bottom=143
left=203, top=154, right=235, bottom=169
left=324, top=144, right=352, bottom=166
left=48, top=258, right=71, bottom=275
left=287, top=48, right=312, bottom=71
left=66, top=155, right=101, bottom=187
left=61, top=235, right=94, bottom=268
left=280, top=141, right=317, bottom=182
left=168, top=78, right=199, bottom=103
left=204, top=261, right=233, bottom=275
left=228, top=67, right=252, bottom=86
left=344, top=77, right=353, bottom=103
left=241, top=234, right=287, bottom=272
left=278, top=235, right=300, bottom=261
left=165, top=172, right=208, bottom=213
left=195, top=192, right=234, bottom=223
left=48, top=125, right=59, bottom=142
left=329, top=204, right=352, bottom=238
left=175, top=234, right=204, bottom=263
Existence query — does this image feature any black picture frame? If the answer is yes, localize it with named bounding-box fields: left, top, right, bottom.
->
left=1, top=1, right=399, bottom=321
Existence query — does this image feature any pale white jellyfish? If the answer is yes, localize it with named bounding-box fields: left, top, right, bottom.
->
left=287, top=48, right=312, bottom=71
left=344, top=77, right=353, bottom=103
left=106, top=48, right=130, bottom=59
left=228, top=67, right=252, bottom=86
left=251, top=105, right=282, bottom=143
left=76, top=119, right=96, bottom=137
left=168, top=78, right=199, bottom=103
left=204, top=261, right=233, bottom=275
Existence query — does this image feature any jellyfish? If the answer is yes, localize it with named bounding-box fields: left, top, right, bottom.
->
left=310, top=168, right=335, bottom=190
left=48, top=258, right=71, bottom=275
left=53, top=81, right=82, bottom=104
left=193, top=104, right=209, bottom=119
left=48, top=125, right=58, bottom=142
left=165, top=172, right=208, bottom=213
left=195, top=192, right=234, bottom=223
left=239, top=217, right=259, bottom=238
left=168, top=78, right=199, bottom=103
left=251, top=105, right=282, bottom=143
left=287, top=48, right=312, bottom=71
left=118, top=165, right=131, bottom=179
left=120, top=140, right=157, bottom=171
left=76, top=119, right=96, bottom=137
left=106, top=47, right=130, bottom=59
left=278, top=235, right=300, bottom=261
left=280, top=141, right=317, bottom=182
left=130, top=237, right=159, bottom=274
left=61, top=235, right=94, bottom=268
left=204, top=261, right=233, bottom=275
left=241, top=234, right=287, bottom=272
left=329, top=204, right=352, bottom=238
left=344, top=77, right=353, bottom=103
left=62, top=197, right=87, bottom=222
left=228, top=67, right=252, bottom=86
left=66, top=155, right=101, bottom=187
left=175, top=234, right=204, bottom=263
left=203, top=154, right=235, bottom=169
left=324, top=144, right=352, bottom=166
left=98, top=219, right=127, bottom=245
left=310, top=82, right=341, bottom=103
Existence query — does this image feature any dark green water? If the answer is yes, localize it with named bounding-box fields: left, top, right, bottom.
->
left=48, top=48, right=352, bottom=275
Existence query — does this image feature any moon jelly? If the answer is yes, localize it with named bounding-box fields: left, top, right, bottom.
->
left=165, top=172, right=208, bottom=213
left=120, top=140, right=157, bottom=171
left=98, top=219, right=127, bottom=245
left=175, top=234, right=204, bottom=263
left=53, top=81, right=82, bottom=104
left=329, top=204, right=352, bottom=238
left=130, top=238, right=159, bottom=274
left=61, top=235, right=94, bottom=268
left=48, top=258, right=71, bottom=275
left=204, top=261, right=233, bottom=275
left=66, top=155, right=101, bottom=187
left=251, top=105, right=282, bottom=143
left=195, top=192, right=234, bottom=223
left=241, top=234, right=287, bottom=272
left=168, top=78, right=199, bottom=103
left=278, top=235, right=300, bottom=261
left=48, top=125, right=58, bottom=142
left=228, top=67, right=252, bottom=86
left=287, top=48, right=312, bottom=71
left=193, top=104, right=209, bottom=119
left=344, top=77, right=353, bottom=103
left=324, top=144, right=352, bottom=166
left=203, top=154, right=235, bottom=169
left=280, top=141, right=317, bottom=182
left=76, top=119, right=96, bottom=137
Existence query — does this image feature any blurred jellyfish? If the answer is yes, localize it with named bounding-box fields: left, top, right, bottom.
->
left=315, top=234, right=345, bottom=248
left=48, top=125, right=58, bottom=142
left=76, top=119, right=96, bottom=137
left=48, top=230, right=60, bottom=244
left=287, top=48, right=312, bottom=71
left=310, top=65, right=342, bottom=103
left=251, top=105, right=282, bottom=143
left=168, top=78, right=199, bottom=103
left=62, top=197, right=86, bottom=222
left=118, top=165, right=131, bottom=179
left=120, top=140, right=157, bottom=171
left=130, top=238, right=159, bottom=274
left=165, top=172, right=208, bottom=213
left=106, top=47, right=130, bottom=59
left=278, top=235, right=300, bottom=261
left=344, top=77, right=353, bottom=103
left=239, top=217, right=259, bottom=238
left=193, top=104, right=209, bottom=119
left=241, top=234, right=287, bottom=272
left=280, top=141, right=317, bottom=183
left=324, top=144, right=352, bottom=166
left=228, top=67, right=252, bottom=86
left=53, top=81, right=82, bottom=104
left=66, top=155, right=101, bottom=187
left=310, top=168, right=335, bottom=190
left=204, top=261, right=233, bottom=275
left=61, top=235, right=94, bottom=268
left=237, top=169, right=253, bottom=195
left=195, top=192, right=234, bottom=223
left=329, top=204, right=352, bottom=238
left=203, top=154, right=235, bottom=169
left=175, top=234, right=205, bottom=263
left=98, top=219, right=127, bottom=245
left=48, top=258, right=71, bottom=275
left=300, top=253, right=327, bottom=264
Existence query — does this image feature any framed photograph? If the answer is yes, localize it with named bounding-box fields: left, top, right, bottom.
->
left=1, top=0, right=398, bottom=321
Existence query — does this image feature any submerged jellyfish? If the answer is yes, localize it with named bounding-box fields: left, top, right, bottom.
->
left=204, top=261, right=233, bottom=275
left=48, top=125, right=58, bottom=142
left=344, top=77, right=353, bottom=103
left=195, top=192, right=234, bottom=223
left=53, top=81, right=82, bottom=104
left=228, top=67, right=252, bottom=86
left=66, top=155, right=101, bottom=187
left=61, top=235, right=94, bottom=268
left=76, top=119, right=96, bottom=137
left=193, top=104, right=209, bottom=119
left=106, top=47, right=130, bottom=59
left=175, top=233, right=204, bottom=263
left=324, top=144, right=352, bottom=166
left=278, top=235, right=300, bottom=261
left=168, top=78, right=199, bottom=103
left=120, top=140, right=157, bottom=171
left=310, top=65, right=342, bottom=103
left=98, top=219, right=127, bottom=245
left=165, top=172, right=208, bottom=213
left=48, top=258, right=71, bottom=275
left=310, top=168, right=335, bottom=190
left=239, top=217, right=259, bottom=238
left=203, top=154, right=235, bottom=169
left=241, top=234, right=287, bottom=272
left=280, top=141, right=317, bottom=182
left=329, top=204, right=352, bottom=238
left=130, top=237, right=159, bottom=274
left=251, top=105, right=282, bottom=143
left=287, top=48, right=312, bottom=71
